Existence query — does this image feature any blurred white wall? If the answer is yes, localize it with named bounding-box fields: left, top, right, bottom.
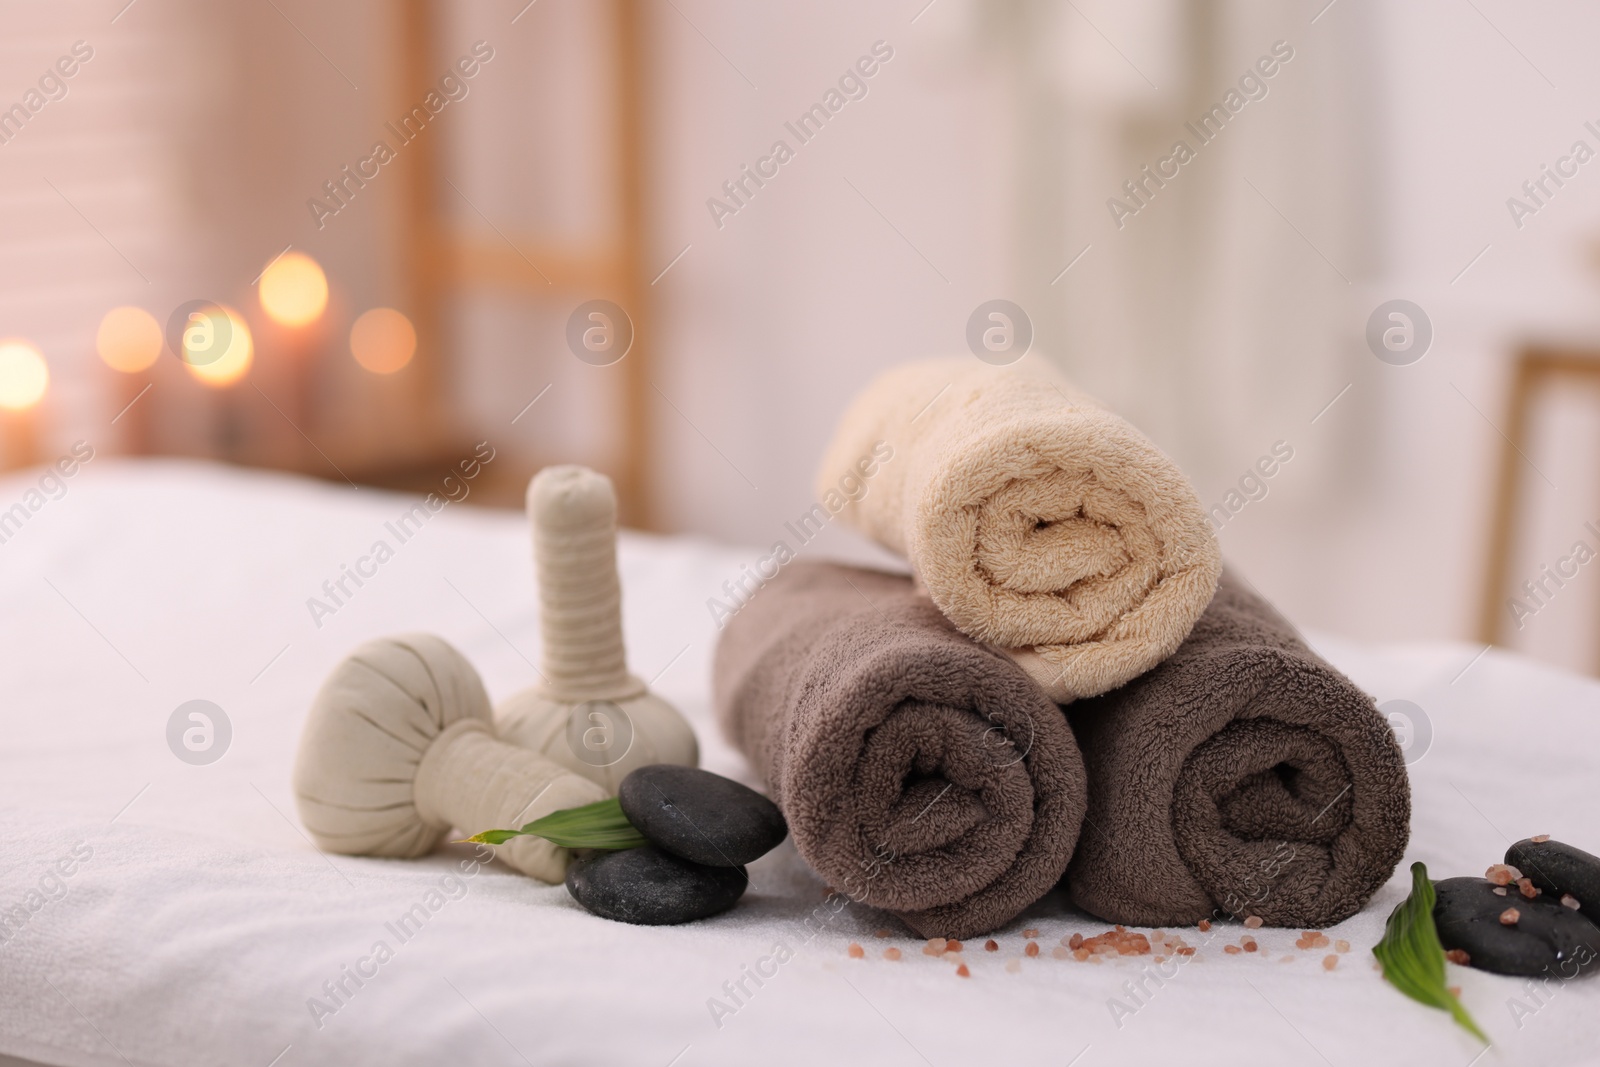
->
left=632, top=0, right=1600, bottom=676
left=7, top=0, right=1600, bottom=675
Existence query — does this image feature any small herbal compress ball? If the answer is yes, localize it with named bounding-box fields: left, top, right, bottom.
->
left=293, top=634, right=605, bottom=882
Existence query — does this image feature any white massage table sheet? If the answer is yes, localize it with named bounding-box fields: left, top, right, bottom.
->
left=0, top=461, right=1595, bottom=1067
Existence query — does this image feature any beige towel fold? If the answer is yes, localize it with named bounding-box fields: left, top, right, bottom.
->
left=816, top=357, right=1221, bottom=701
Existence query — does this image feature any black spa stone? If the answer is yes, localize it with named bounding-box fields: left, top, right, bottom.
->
left=1505, top=838, right=1600, bottom=917
left=618, top=765, right=788, bottom=867
left=565, top=845, right=747, bottom=925
left=1433, top=877, right=1600, bottom=978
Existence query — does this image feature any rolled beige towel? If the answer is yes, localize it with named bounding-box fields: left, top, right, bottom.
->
left=815, top=357, right=1220, bottom=701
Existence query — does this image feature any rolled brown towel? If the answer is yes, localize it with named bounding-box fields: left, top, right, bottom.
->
left=1065, top=570, right=1411, bottom=928
left=713, top=562, right=1088, bottom=939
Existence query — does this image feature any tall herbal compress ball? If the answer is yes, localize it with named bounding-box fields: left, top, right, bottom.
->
left=497, top=466, right=699, bottom=792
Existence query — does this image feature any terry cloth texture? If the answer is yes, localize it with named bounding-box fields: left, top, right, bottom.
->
left=713, top=562, right=1088, bottom=940
left=814, top=357, right=1221, bottom=702
left=1065, top=571, right=1411, bottom=928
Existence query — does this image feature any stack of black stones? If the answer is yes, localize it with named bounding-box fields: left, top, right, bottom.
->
left=566, top=766, right=788, bottom=925
left=1434, top=836, right=1600, bottom=979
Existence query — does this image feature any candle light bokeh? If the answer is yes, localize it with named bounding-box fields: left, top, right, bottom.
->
left=349, top=308, right=416, bottom=375
left=96, top=307, right=163, bottom=374
left=259, top=252, right=329, bottom=330
left=183, top=307, right=253, bottom=389
left=0, top=340, right=49, bottom=412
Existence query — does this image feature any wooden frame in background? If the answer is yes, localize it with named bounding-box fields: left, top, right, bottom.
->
left=1478, top=345, right=1600, bottom=666
left=388, top=0, right=654, bottom=527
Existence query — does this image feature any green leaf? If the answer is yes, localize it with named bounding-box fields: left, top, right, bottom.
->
left=461, top=796, right=648, bottom=851
left=1373, top=861, right=1489, bottom=1043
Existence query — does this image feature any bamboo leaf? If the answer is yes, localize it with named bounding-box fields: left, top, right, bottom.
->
left=1373, top=862, right=1489, bottom=1043
left=461, top=796, right=648, bottom=851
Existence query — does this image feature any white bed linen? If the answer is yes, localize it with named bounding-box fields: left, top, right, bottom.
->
left=0, top=460, right=1596, bottom=1067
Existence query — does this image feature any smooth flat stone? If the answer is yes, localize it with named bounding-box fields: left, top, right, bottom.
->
left=1433, top=877, right=1600, bottom=978
left=1505, top=838, right=1600, bottom=916
left=619, top=765, right=787, bottom=867
left=566, top=845, right=747, bottom=925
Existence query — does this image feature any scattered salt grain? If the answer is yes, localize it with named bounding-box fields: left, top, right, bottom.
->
left=1281, top=955, right=1294, bottom=963
left=1486, top=864, right=1520, bottom=886
left=1445, top=949, right=1470, bottom=965
left=1224, top=945, right=1242, bottom=955
left=848, top=943, right=864, bottom=959
left=1335, top=940, right=1351, bottom=954
left=1517, top=878, right=1541, bottom=899
left=884, top=947, right=902, bottom=961
left=1052, top=946, right=1071, bottom=960
left=1025, top=942, right=1040, bottom=958
left=1067, top=928, right=1153, bottom=960
left=924, top=938, right=948, bottom=956
left=985, top=939, right=999, bottom=952
left=1322, top=955, right=1338, bottom=971
left=1294, top=932, right=1331, bottom=951
left=1242, top=939, right=1258, bottom=953
left=1198, top=919, right=1212, bottom=932
left=1005, top=958, right=1022, bottom=973
left=1243, top=916, right=1263, bottom=929
left=956, top=963, right=970, bottom=978
left=1023, top=928, right=1039, bottom=938
left=1562, top=894, right=1580, bottom=910
left=874, top=928, right=891, bottom=938
left=1493, top=887, right=1508, bottom=896
left=946, top=939, right=964, bottom=953
left=1499, top=908, right=1520, bottom=925
left=1533, top=834, right=1550, bottom=843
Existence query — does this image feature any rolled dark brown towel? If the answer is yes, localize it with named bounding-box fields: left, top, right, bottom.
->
left=1065, top=569, right=1411, bottom=928
left=713, top=562, right=1088, bottom=939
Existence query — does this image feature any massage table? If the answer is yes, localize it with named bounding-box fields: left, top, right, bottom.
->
left=0, top=460, right=1594, bottom=1066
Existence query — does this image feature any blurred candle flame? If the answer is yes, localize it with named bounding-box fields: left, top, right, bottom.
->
left=259, top=251, right=329, bottom=329
left=0, top=339, right=49, bottom=411
left=183, top=306, right=253, bottom=388
left=97, top=306, right=163, bottom=373
left=350, top=308, right=417, bottom=374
